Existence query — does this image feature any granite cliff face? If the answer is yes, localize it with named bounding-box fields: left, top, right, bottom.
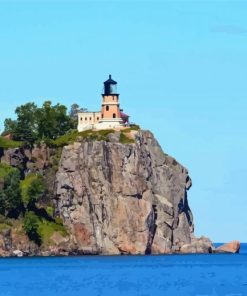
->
left=54, top=130, right=203, bottom=254
left=0, top=130, right=214, bottom=256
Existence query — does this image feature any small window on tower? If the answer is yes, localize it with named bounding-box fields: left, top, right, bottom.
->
left=113, top=113, right=116, bottom=118
left=81, top=117, right=83, bottom=121
left=85, top=117, right=87, bottom=120
left=89, top=117, right=92, bottom=121
left=97, top=117, right=99, bottom=120
left=106, top=105, right=109, bottom=111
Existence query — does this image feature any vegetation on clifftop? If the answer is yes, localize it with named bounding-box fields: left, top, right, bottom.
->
left=50, top=129, right=115, bottom=147
left=0, top=101, right=141, bottom=248
left=1, top=99, right=140, bottom=148
left=0, top=136, right=23, bottom=148
left=2, top=101, right=84, bottom=147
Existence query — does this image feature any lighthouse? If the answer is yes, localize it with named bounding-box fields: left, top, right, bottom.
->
left=77, top=75, right=129, bottom=131
left=98, top=75, right=125, bottom=129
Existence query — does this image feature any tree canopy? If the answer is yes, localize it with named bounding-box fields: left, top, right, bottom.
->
left=2, top=101, right=84, bottom=146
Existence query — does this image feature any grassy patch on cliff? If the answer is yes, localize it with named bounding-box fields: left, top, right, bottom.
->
left=50, top=129, right=115, bottom=147
left=38, top=219, right=67, bottom=246
left=0, top=223, right=11, bottom=232
left=49, top=128, right=139, bottom=147
left=122, top=124, right=140, bottom=133
left=119, top=132, right=135, bottom=144
left=0, top=136, right=22, bottom=149
left=23, top=210, right=68, bottom=246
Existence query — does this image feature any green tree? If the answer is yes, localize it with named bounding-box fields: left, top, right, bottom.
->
left=36, top=101, right=73, bottom=140
left=23, top=211, right=41, bottom=245
left=20, top=174, right=45, bottom=208
left=69, top=103, right=87, bottom=129
left=0, top=168, right=22, bottom=217
left=2, top=118, right=17, bottom=136
left=69, top=103, right=80, bottom=118
left=14, top=102, right=39, bottom=145
left=3, top=101, right=74, bottom=146
left=70, top=103, right=87, bottom=118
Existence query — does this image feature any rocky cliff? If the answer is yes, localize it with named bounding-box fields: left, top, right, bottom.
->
left=54, top=130, right=211, bottom=254
left=0, top=129, right=213, bottom=256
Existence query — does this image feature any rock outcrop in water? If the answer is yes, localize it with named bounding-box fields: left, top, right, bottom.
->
left=215, top=241, right=240, bottom=254
left=0, top=129, right=216, bottom=256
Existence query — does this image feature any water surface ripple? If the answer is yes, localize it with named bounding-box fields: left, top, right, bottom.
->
left=0, top=244, right=246, bottom=296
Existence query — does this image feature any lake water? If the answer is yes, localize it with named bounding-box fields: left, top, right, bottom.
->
left=0, top=244, right=247, bottom=296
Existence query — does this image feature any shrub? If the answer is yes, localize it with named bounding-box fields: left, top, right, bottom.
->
left=45, top=206, right=54, bottom=217
left=38, top=219, right=67, bottom=246
left=49, top=130, right=79, bottom=147
left=122, top=125, right=140, bottom=133
left=23, top=211, right=41, bottom=245
left=129, top=124, right=140, bottom=130
left=20, top=174, right=45, bottom=207
left=23, top=211, right=67, bottom=246
left=0, top=163, right=15, bottom=179
left=54, top=216, right=63, bottom=225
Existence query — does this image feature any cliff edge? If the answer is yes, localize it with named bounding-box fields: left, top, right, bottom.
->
left=54, top=130, right=211, bottom=254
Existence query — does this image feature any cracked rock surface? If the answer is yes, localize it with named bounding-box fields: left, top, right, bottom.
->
left=54, top=130, right=197, bottom=254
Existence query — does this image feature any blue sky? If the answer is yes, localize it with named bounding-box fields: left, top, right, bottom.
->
left=0, top=1, right=246, bottom=242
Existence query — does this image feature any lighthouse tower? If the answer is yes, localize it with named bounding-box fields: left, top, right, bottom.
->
left=77, top=75, right=129, bottom=132
left=97, top=75, right=124, bottom=129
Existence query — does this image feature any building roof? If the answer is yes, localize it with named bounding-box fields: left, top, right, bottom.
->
left=120, top=112, right=129, bottom=118
left=104, top=74, right=117, bottom=85
left=78, top=111, right=101, bottom=114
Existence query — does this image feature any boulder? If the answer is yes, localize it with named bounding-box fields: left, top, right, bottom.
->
left=215, top=240, right=240, bottom=254
left=12, top=250, right=24, bottom=257
left=180, top=236, right=213, bottom=254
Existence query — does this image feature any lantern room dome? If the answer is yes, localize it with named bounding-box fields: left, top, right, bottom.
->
left=104, top=74, right=117, bottom=85
left=103, top=74, right=118, bottom=95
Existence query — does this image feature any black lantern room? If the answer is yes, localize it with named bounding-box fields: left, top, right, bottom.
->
left=103, top=75, right=118, bottom=95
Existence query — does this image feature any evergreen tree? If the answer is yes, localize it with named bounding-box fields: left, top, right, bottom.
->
left=0, top=169, right=22, bottom=217
left=23, top=211, right=41, bottom=245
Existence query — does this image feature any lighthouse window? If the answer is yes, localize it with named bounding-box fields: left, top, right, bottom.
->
left=97, top=117, right=99, bottom=120
left=106, top=105, right=109, bottom=111
left=85, top=117, right=87, bottom=120
left=113, top=113, right=116, bottom=118
left=80, top=117, right=83, bottom=121
left=89, top=117, right=92, bottom=121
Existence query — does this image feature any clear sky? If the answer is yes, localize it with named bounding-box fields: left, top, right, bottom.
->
left=0, top=1, right=246, bottom=242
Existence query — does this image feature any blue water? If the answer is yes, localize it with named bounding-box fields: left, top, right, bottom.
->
left=0, top=244, right=247, bottom=296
